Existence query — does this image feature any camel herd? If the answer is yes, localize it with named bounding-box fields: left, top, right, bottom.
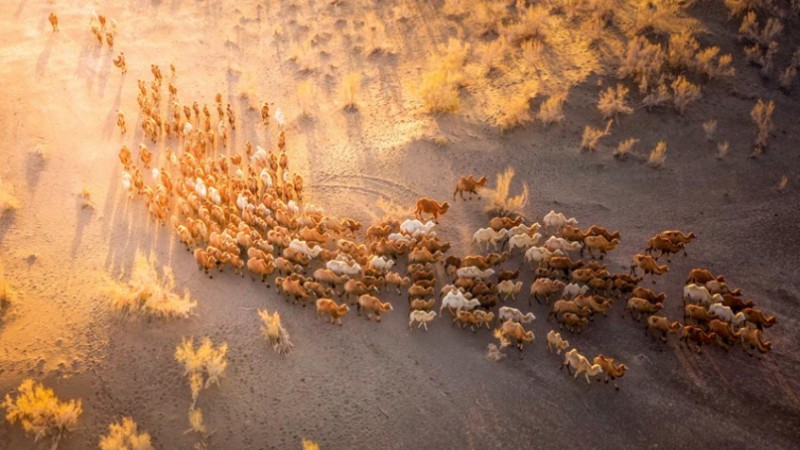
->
left=117, top=61, right=778, bottom=393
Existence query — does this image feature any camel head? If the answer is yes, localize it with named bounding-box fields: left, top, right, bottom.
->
left=476, top=175, right=487, bottom=186
left=440, top=202, right=450, bottom=213
left=669, top=321, right=681, bottom=332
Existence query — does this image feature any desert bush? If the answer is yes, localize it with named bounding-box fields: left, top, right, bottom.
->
left=537, top=91, right=567, bottom=125
left=419, top=41, right=468, bottom=114
left=716, top=141, right=730, bottom=159
left=175, top=336, right=228, bottom=403
left=520, top=39, right=544, bottom=67
left=485, top=343, right=506, bottom=362
left=467, top=1, right=506, bottom=35
left=633, top=0, right=693, bottom=36
left=667, top=33, right=699, bottom=70
left=108, top=252, right=197, bottom=320
left=695, top=47, right=735, bottom=79
left=443, top=0, right=467, bottom=17
left=779, top=66, right=797, bottom=91
left=79, top=186, right=95, bottom=210
left=302, top=439, right=320, bottom=450
left=297, top=80, right=314, bottom=116
left=2, top=379, right=82, bottom=449
left=186, top=407, right=206, bottom=435
left=0, top=176, right=20, bottom=215
left=641, top=79, right=671, bottom=109
left=0, top=277, right=13, bottom=312
left=341, top=72, right=361, bottom=110
left=495, top=92, right=534, bottom=131
left=647, top=140, right=667, bottom=167
left=477, top=38, right=509, bottom=74
left=597, top=84, right=633, bottom=120
left=724, top=0, right=766, bottom=16
left=480, top=167, right=529, bottom=218
left=618, top=36, right=664, bottom=87
left=777, top=175, right=788, bottom=193
left=99, top=417, right=153, bottom=450
left=580, top=120, right=612, bottom=151
left=702, top=119, right=717, bottom=141
left=671, top=75, right=701, bottom=115
left=502, top=5, right=550, bottom=44
left=259, top=309, right=294, bottom=355
left=750, top=98, right=775, bottom=152
left=613, top=138, right=639, bottom=160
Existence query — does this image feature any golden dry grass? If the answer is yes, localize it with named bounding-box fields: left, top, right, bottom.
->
left=537, top=91, right=567, bottom=125
left=613, top=138, right=639, bottom=160
left=99, top=417, right=154, bottom=450
left=0, top=176, right=21, bottom=215
left=2, top=379, right=82, bottom=449
left=341, top=72, right=361, bottom=110
left=480, top=167, right=529, bottom=218
left=702, top=119, right=717, bottom=141
left=581, top=120, right=612, bottom=151
left=647, top=140, right=668, bottom=167
left=751, top=98, right=775, bottom=152
left=597, top=84, right=633, bottom=120
left=258, top=309, right=294, bottom=355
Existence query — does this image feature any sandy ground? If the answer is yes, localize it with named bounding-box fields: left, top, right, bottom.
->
left=1, top=0, right=800, bottom=449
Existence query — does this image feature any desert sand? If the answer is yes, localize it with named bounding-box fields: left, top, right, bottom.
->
left=1, top=0, right=799, bottom=449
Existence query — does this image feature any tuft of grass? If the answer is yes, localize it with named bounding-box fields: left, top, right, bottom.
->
left=258, top=309, right=294, bottom=355
left=671, top=75, right=701, bottom=115
left=750, top=98, right=775, bottom=154
left=297, top=79, right=314, bottom=117
left=186, top=407, right=206, bottom=435
left=79, top=186, right=95, bottom=210
left=477, top=38, right=509, bottom=75
left=597, top=84, right=633, bottom=120
left=0, top=277, right=14, bottom=312
left=485, top=343, right=506, bottom=362
left=647, top=140, right=668, bottom=167
left=3, top=379, right=82, bottom=449
left=99, top=417, right=153, bottom=450
left=480, top=167, right=529, bottom=218
left=537, top=91, right=567, bottom=125
left=613, top=138, right=639, bottom=160
left=702, top=119, right=717, bottom=141
left=581, top=120, right=612, bottom=151
left=302, top=438, right=320, bottom=450
left=341, top=72, right=361, bottom=110
left=175, top=336, right=228, bottom=405
left=0, top=177, right=21, bottom=215
left=495, top=84, right=537, bottom=131
left=419, top=65, right=461, bottom=113
left=108, top=252, right=197, bottom=320
left=716, top=141, right=730, bottom=160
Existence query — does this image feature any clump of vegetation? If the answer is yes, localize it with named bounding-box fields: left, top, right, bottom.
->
left=175, top=337, right=228, bottom=407
left=0, top=176, right=21, bottom=216
left=2, top=379, right=82, bottom=450
left=108, top=252, right=198, bottom=320
left=613, top=138, right=639, bottom=160
left=580, top=120, right=612, bottom=151
left=777, top=175, right=788, bottom=193
left=671, top=76, right=701, bottom=115
left=341, top=72, right=361, bottom=111
left=480, top=167, right=529, bottom=218
left=647, top=140, right=668, bottom=167
left=186, top=407, right=207, bottom=435
left=597, top=84, right=633, bottom=120
left=99, top=417, right=153, bottom=450
left=0, top=277, right=14, bottom=313
left=641, top=80, right=671, bottom=110
left=419, top=39, right=470, bottom=114
left=79, top=186, right=95, bottom=210
left=495, top=84, right=536, bottom=131
left=750, top=98, right=775, bottom=154
left=297, top=80, right=314, bottom=117
left=485, top=343, right=506, bottom=362
left=716, top=141, right=730, bottom=160
left=302, top=438, right=321, bottom=450
left=702, top=119, right=717, bottom=141
left=537, top=91, right=567, bottom=125
left=259, top=309, right=294, bottom=355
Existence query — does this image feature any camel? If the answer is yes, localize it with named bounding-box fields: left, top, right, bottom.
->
left=646, top=315, right=680, bottom=342
left=316, top=298, right=349, bottom=325
left=561, top=349, right=602, bottom=383
left=415, top=197, right=450, bottom=223
left=593, top=355, right=627, bottom=389
left=453, top=175, right=487, bottom=200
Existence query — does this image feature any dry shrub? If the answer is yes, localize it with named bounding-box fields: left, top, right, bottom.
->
left=702, top=119, right=717, bottom=141
left=477, top=38, right=509, bottom=74
left=537, top=91, right=567, bottom=125
left=175, top=337, right=228, bottom=406
left=667, top=33, right=699, bottom=70
left=108, top=252, right=197, bottom=320
left=0, top=277, right=14, bottom=312
left=341, top=72, right=361, bottom=110
left=443, top=0, right=467, bottom=17
left=695, top=47, right=735, bottom=78
left=597, top=84, right=633, bottom=120
left=520, top=39, right=544, bottom=67
left=502, top=5, right=550, bottom=44
left=0, top=176, right=21, bottom=215
left=480, top=167, right=529, bottom=218
left=671, top=75, right=701, bottom=115
left=2, top=379, right=82, bottom=449
left=79, top=186, right=95, bottom=210
left=99, top=417, right=153, bottom=450
left=647, top=140, right=667, bottom=167
left=419, top=67, right=460, bottom=113
left=302, top=439, right=321, bottom=450
left=495, top=84, right=537, bottom=131
left=632, top=0, right=695, bottom=36
left=297, top=79, right=314, bottom=116
left=581, top=120, right=612, bottom=151
left=186, top=407, right=206, bottom=435
left=614, top=138, right=639, bottom=160
left=618, top=36, right=664, bottom=87
left=777, top=175, right=788, bottom=193
left=468, top=1, right=506, bottom=35
left=724, top=0, right=766, bottom=16
left=716, top=141, right=730, bottom=159
left=259, top=309, right=294, bottom=355
left=641, top=79, right=671, bottom=109
left=485, top=343, right=506, bottom=362
left=779, top=66, right=797, bottom=91
left=750, top=98, right=774, bottom=152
